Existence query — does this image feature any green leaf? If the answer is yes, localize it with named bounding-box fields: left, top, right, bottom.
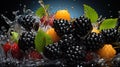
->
left=45, top=34, right=53, bottom=46
left=11, top=32, right=19, bottom=43
left=35, top=5, right=49, bottom=18
left=84, top=4, right=98, bottom=23
left=34, top=28, right=53, bottom=52
left=35, top=29, right=46, bottom=52
left=100, top=18, right=118, bottom=30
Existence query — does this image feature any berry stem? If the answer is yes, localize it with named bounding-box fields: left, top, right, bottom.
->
left=39, top=0, right=49, bottom=19
left=96, top=15, right=106, bottom=30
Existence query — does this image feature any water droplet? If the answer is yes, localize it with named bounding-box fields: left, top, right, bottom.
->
left=19, top=3, right=22, bottom=7
left=109, top=10, right=112, bottom=13
left=1, top=14, right=13, bottom=26
left=71, top=6, right=74, bottom=9
left=5, top=11, right=8, bottom=13
left=33, top=1, right=35, bottom=4
left=73, top=0, right=76, bottom=1
left=50, top=6, right=53, bottom=9
left=110, top=16, right=113, bottom=18
left=108, top=4, right=110, bottom=6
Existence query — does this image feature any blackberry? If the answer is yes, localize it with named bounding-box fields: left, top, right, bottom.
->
left=43, top=42, right=62, bottom=60
left=53, top=19, right=73, bottom=36
left=18, top=14, right=38, bottom=31
left=43, top=34, right=77, bottom=60
left=18, top=31, right=35, bottom=51
left=73, top=16, right=93, bottom=37
left=59, top=34, right=76, bottom=52
left=83, top=32, right=104, bottom=51
left=101, top=28, right=118, bottom=44
left=65, top=44, right=86, bottom=65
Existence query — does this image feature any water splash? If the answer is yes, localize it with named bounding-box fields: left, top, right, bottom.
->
left=1, top=14, right=14, bottom=27
left=39, top=0, right=49, bottom=19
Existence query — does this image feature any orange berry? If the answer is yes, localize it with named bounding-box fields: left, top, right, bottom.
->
left=55, top=9, right=71, bottom=21
left=98, top=44, right=116, bottom=60
left=46, top=28, right=60, bottom=42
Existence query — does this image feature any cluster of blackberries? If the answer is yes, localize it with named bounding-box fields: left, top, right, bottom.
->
left=14, top=13, right=120, bottom=67
left=43, top=33, right=87, bottom=67
left=43, top=16, right=98, bottom=67
left=17, top=14, right=39, bottom=52
left=43, top=16, right=120, bottom=67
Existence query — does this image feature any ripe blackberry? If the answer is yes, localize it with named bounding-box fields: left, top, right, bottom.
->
left=83, top=32, right=104, bottom=51
left=43, top=34, right=77, bottom=60
left=18, top=31, right=35, bottom=51
left=53, top=19, right=73, bottom=36
left=59, top=34, right=76, bottom=52
left=101, top=28, right=118, bottom=44
left=18, top=14, right=38, bottom=31
left=43, top=42, right=62, bottom=60
left=65, top=44, right=86, bottom=65
left=73, top=16, right=93, bottom=37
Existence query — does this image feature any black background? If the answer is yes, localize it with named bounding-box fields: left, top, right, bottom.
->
left=0, top=0, right=120, bottom=27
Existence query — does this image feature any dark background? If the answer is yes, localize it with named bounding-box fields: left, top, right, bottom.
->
left=0, top=0, right=120, bottom=27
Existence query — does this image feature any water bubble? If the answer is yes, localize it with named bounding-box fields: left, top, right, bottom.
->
left=109, top=10, right=112, bottom=13
left=110, top=16, right=113, bottom=18
left=0, top=45, right=6, bottom=58
left=12, top=10, right=19, bottom=16
left=73, top=0, right=76, bottom=1
left=19, top=3, right=22, bottom=7
left=1, top=14, right=13, bottom=26
left=5, top=11, right=8, bottom=13
left=108, top=4, right=110, bottom=6
left=71, top=6, right=74, bottom=9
